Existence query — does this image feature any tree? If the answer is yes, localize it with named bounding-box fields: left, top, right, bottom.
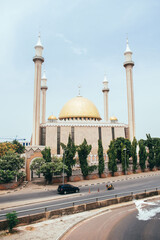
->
left=30, top=158, right=45, bottom=177
left=0, top=152, right=24, bottom=183
left=40, top=162, right=55, bottom=184
left=12, top=139, right=25, bottom=154
left=139, top=139, right=147, bottom=172
left=61, top=135, right=76, bottom=180
left=52, top=156, right=68, bottom=175
left=41, top=147, right=52, bottom=162
left=113, top=137, right=131, bottom=163
left=0, top=142, right=16, bottom=158
left=98, top=139, right=105, bottom=177
left=146, top=134, right=156, bottom=170
left=154, top=139, right=160, bottom=168
left=6, top=211, right=18, bottom=232
left=30, top=155, right=67, bottom=183
left=107, top=141, right=117, bottom=176
left=131, top=137, right=137, bottom=172
left=77, top=139, right=96, bottom=178
left=121, top=144, right=129, bottom=174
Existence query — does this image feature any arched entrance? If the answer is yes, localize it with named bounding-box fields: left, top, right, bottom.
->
left=25, top=147, right=44, bottom=181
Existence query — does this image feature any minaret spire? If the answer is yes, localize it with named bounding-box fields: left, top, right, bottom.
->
left=125, top=38, right=132, bottom=53
left=123, top=38, right=135, bottom=141
left=36, top=32, right=43, bottom=47
left=32, top=34, right=44, bottom=145
left=102, top=73, right=109, bottom=122
left=41, top=68, right=48, bottom=124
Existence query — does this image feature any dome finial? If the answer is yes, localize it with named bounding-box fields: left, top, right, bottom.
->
left=78, top=85, right=81, bottom=96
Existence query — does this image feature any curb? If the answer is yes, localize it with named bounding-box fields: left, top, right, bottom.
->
left=77, top=172, right=160, bottom=187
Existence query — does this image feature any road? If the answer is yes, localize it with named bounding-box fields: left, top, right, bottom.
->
left=0, top=175, right=160, bottom=220
left=62, top=198, right=160, bottom=240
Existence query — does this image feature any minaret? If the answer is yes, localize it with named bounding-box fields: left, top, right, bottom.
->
left=102, top=74, right=109, bottom=122
left=41, top=70, right=48, bottom=124
left=123, top=39, right=135, bottom=141
left=32, top=33, right=44, bottom=145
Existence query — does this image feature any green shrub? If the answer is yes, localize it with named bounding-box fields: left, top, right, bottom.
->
left=6, top=211, right=18, bottom=232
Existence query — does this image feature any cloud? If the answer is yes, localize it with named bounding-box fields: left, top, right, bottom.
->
left=56, top=33, right=87, bottom=55
left=71, top=47, right=87, bottom=55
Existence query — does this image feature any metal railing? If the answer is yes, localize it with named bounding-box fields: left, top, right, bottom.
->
left=0, top=186, right=159, bottom=219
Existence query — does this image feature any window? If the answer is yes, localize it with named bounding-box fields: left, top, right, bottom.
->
left=57, top=126, right=61, bottom=154
left=111, top=127, right=115, bottom=140
left=98, top=127, right=102, bottom=140
left=71, top=126, right=74, bottom=143
left=40, top=127, right=46, bottom=146
left=124, top=128, right=129, bottom=139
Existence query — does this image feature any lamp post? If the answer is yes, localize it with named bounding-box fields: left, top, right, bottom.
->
left=63, top=150, right=65, bottom=185
left=123, top=148, right=127, bottom=176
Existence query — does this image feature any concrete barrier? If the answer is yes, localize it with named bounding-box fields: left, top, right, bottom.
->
left=0, top=190, right=160, bottom=231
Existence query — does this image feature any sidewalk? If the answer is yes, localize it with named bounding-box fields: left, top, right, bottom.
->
left=1, top=170, right=160, bottom=196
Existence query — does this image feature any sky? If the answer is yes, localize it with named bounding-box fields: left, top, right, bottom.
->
left=0, top=0, right=160, bottom=142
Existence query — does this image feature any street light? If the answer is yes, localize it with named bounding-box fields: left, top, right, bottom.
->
left=62, top=149, right=65, bottom=185
left=123, top=148, right=127, bottom=176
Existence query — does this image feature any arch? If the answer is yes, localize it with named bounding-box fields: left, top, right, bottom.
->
left=26, top=151, right=42, bottom=181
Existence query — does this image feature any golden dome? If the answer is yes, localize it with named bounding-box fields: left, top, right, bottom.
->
left=59, top=96, right=101, bottom=120
left=48, top=114, right=57, bottom=120
left=110, top=116, right=118, bottom=121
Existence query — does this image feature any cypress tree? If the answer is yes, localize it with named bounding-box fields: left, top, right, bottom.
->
left=108, top=141, right=117, bottom=176
left=131, top=137, right=137, bottom=172
left=139, top=139, right=147, bottom=172
left=77, top=139, right=96, bottom=178
left=61, top=134, right=76, bottom=181
left=146, top=134, right=156, bottom=170
left=98, top=139, right=105, bottom=177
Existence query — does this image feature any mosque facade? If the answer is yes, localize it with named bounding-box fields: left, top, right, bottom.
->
left=26, top=35, right=135, bottom=179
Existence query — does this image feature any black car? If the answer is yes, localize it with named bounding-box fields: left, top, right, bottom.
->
left=57, top=184, right=80, bottom=194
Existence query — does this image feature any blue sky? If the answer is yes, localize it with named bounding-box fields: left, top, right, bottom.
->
left=0, top=0, right=160, bottom=142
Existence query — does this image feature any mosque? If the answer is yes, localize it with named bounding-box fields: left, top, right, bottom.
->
left=25, top=35, right=135, bottom=181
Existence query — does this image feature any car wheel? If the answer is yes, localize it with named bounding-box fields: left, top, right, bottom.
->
left=64, top=191, right=67, bottom=194
left=76, top=189, right=79, bottom=193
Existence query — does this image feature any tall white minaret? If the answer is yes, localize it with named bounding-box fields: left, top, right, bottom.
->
left=41, top=70, right=48, bottom=124
left=102, top=74, right=109, bottom=122
left=32, top=33, right=44, bottom=145
left=123, top=39, right=135, bottom=141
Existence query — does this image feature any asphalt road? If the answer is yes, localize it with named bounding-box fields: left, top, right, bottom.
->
left=62, top=200, right=160, bottom=240
left=0, top=175, right=160, bottom=220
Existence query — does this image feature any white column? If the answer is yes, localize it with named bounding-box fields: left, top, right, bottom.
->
left=102, top=74, right=109, bottom=122
left=123, top=39, right=135, bottom=141
left=41, top=70, right=48, bottom=124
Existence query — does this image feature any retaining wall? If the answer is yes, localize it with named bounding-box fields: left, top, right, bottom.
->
left=0, top=178, right=24, bottom=190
